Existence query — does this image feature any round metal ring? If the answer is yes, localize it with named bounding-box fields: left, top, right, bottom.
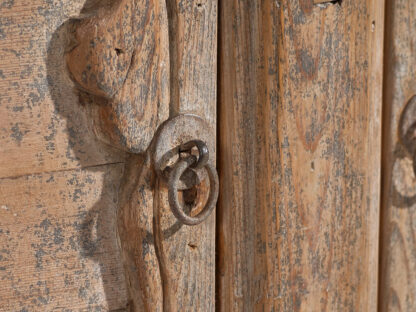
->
left=168, top=157, right=219, bottom=226
left=179, top=139, right=210, bottom=170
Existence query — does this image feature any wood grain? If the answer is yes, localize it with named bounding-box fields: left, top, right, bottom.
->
left=150, top=0, right=218, bottom=310
left=63, top=0, right=217, bottom=310
left=0, top=0, right=124, bottom=179
left=116, top=153, right=163, bottom=312
left=380, top=1, right=416, bottom=311
left=152, top=115, right=216, bottom=311
left=63, top=1, right=173, bottom=310
left=66, top=0, right=170, bottom=154
left=167, top=0, right=218, bottom=125
left=0, top=1, right=131, bottom=311
left=0, top=164, right=128, bottom=311
left=218, top=1, right=384, bottom=311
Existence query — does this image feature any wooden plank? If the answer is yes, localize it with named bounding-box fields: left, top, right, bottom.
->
left=63, top=1, right=172, bottom=310
left=218, top=0, right=383, bottom=311
left=379, top=1, right=416, bottom=311
left=151, top=0, right=218, bottom=309
left=0, top=164, right=128, bottom=311
left=167, top=0, right=218, bottom=125
left=61, top=0, right=218, bottom=310
left=0, top=0, right=124, bottom=179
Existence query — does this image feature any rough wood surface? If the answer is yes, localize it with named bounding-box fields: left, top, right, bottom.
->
left=116, top=153, right=163, bottom=312
left=380, top=1, right=416, bottom=311
left=0, top=1, right=135, bottom=311
left=116, top=116, right=217, bottom=311
left=0, top=164, right=128, bottom=311
left=64, top=0, right=217, bottom=310
left=218, top=1, right=383, bottom=311
left=64, top=1, right=170, bottom=308
left=148, top=0, right=217, bottom=310
left=166, top=0, right=218, bottom=126
left=152, top=115, right=216, bottom=311
left=66, top=0, right=170, bottom=153
left=0, top=0, right=124, bottom=179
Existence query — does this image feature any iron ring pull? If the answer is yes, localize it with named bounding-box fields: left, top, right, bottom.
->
left=167, top=153, right=219, bottom=226
left=179, top=139, right=210, bottom=170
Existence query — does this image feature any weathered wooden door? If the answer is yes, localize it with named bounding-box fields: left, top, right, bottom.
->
left=0, top=0, right=414, bottom=311
left=0, top=0, right=217, bottom=310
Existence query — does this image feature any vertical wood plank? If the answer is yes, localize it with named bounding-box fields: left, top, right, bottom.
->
left=218, top=1, right=383, bottom=311
left=63, top=0, right=172, bottom=310
left=380, top=1, right=416, bottom=311
left=148, top=0, right=218, bottom=310
left=166, top=0, right=217, bottom=307
left=167, top=0, right=218, bottom=126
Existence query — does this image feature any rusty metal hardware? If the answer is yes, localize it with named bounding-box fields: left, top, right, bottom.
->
left=153, top=114, right=219, bottom=225
left=167, top=145, right=219, bottom=225
left=179, top=139, right=210, bottom=170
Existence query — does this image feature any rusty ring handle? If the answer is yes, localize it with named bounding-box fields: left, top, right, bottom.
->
left=179, top=139, right=209, bottom=170
left=168, top=157, right=219, bottom=226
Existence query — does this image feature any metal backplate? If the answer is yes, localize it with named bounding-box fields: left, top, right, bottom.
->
left=153, top=114, right=215, bottom=189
